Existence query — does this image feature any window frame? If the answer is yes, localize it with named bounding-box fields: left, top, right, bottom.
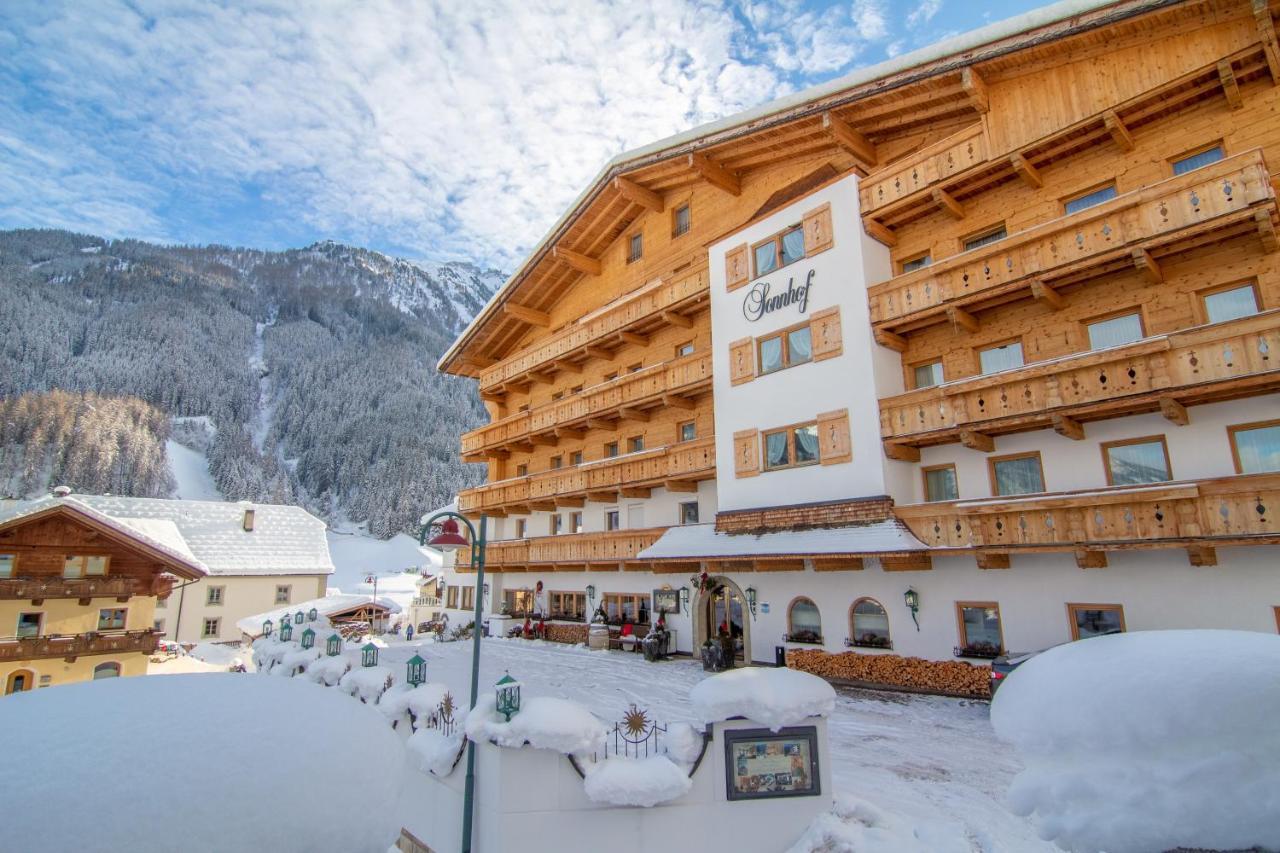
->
left=672, top=203, right=691, bottom=238
left=550, top=514, right=563, bottom=535
left=1100, top=435, right=1172, bottom=486
left=786, top=596, right=823, bottom=644
left=1082, top=307, right=1146, bottom=351
left=677, top=420, right=697, bottom=442
left=605, top=509, right=621, bottom=531
left=955, top=601, right=1004, bottom=656
left=678, top=500, right=699, bottom=525
left=987, top=451, right=1046, bottom=497
left=570, top=450, right=584, bottom=466
left=900, top=252, right=931, bottom=274
left=93, top=662, right=121, bottom=679
left=849, top=597, right=891, bottom=649
left=675, top=341, right=695, bottom=358
left=627, top=435, right=645, bottom=453
left=274, top=584, right=292, bottom=605
left=515, top=519, right=527, bottom=539
left=63, top=554, right=109, bottom=579
left=201, top=617, right=221, bottom=639
left=961, top=222, right=1007, bottom=253
left=1198, top=280, right=1262, bottom=325
left=757, top=320, right=814, bottom=376
left=909, top=359, right=945, bottom=390
left=97, top=607, right=128, bottom=631
left=1061, top=180, right=1119, bottom=216
left=550, top=455, right=563, bottom=470
left=206, top=585, right=225, bottom=606
left=549, top=590, right=587, bottom=621
left=762, top=420, right=821, bottom=472
left=1066, top=602, right=1126, bottom=641
left=751, top=224, right=806, bottom=277
left=1227, top=418, right=1280, bottom=474
left=16, top=612, right=42, bottom=639
left=461, top=586, right=474, bottom=610
left=0, top=553, right=14, bottom=579
left=570, top=511, right=583, bottom=533
left=604, top=441, right=619, bottom=458
left=626, top=232, right=643, bottom=264
left=1169, top=141, right=1225, bottom=176
left=601, top=592, right=650, bottom=625
left=977, top=338, right=1025, bottom=375
left=922, top=463, right=959, bottom=502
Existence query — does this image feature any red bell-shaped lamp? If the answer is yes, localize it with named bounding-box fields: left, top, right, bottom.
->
left=428, top=518, right=470, bottom=551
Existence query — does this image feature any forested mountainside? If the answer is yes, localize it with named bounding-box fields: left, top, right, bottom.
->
left=0, top=229, right=501, bottom=535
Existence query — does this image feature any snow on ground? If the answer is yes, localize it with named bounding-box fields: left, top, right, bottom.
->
left=0, top=674, right=403, bottom=853
left=165, top=439, right=222, bottom=501
left=326, top=528, right=439, bottom=612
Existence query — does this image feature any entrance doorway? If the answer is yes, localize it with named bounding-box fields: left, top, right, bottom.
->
left=694, top=577, right=751, bottom=662
left=5, top=669, right=34, bottom=695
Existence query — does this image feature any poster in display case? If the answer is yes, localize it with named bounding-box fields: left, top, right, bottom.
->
left=724, top=725, right=820, bottom=801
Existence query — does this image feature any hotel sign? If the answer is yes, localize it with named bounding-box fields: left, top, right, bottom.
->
left=742, top=269, right=815, bottom=323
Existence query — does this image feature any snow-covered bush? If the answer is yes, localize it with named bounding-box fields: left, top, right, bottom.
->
left=407, top=728, right=465, bottom=777
left=305, top=655, right=351, bottom=687
left=465, top=694, right=606, bottom=755
left=691, top=666, right=835, bottom=731
left=338, top=666, right=394, bottom=703
left=277, top=646, right=321, bottom=677
left=378, top=682, right=451, bottom=730
left=582, top=755, right=692, bottom=807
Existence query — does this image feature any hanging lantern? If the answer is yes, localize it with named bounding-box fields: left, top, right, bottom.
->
left=262, top=619, right=274, bottom=638
left=585, top=584, right=595, bottom=602
left=326, top=633, right=342, bottom=656
left=406, top=654, right=426, bottom=686
left=903, top=588, right=921, bottom=632
left=300, top=627, right=315, bottom=649
left=495, top=671, right=522, bottom=722
left=295, top=611, right=305, bottom=625
left=307, top=607, right=318, bottom=622
left=746, top=586, right=758, bottom=616
left=361, top=642, right=379, bottom=667
left=279, top=621, right=293, bottom=641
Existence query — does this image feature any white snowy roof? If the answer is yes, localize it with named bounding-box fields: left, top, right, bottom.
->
left=637, top=521, right=928, bottom=560
left=236, top=593, right=402, bottom=637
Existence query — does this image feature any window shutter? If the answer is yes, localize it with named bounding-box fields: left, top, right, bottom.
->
left=810, top=306, right=843, bottom=361
left=802, top=203, right=834, bottom=256
left=729, top=337, right=756, bottom=386
left=733, top=429, right=760, bottom=478
left=725, top=243, right=750, bottom=291
left=816, top=409, right=852, bottom=465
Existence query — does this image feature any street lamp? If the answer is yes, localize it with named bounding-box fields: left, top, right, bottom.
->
left=419, top=509, right=488, bottom=853
left=903, top=588, right=921, bottom=631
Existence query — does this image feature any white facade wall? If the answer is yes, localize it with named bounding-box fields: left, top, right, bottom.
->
left=160, top=574, right=328, bottom=644
left=487, top=480, right=718, bottom=542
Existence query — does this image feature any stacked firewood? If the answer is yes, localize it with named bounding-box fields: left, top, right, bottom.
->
left=787, top=648, right=991, bottom=698
left=543, top=623, right=589, bottom=645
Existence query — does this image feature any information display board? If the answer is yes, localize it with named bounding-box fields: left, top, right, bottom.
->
left=723, top=726, right=820, bottom=801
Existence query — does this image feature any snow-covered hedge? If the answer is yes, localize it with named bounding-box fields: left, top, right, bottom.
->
left=582, top=755, right=692, bottom=807
left=338, top=665, right=394, bottom=703
left=691, top=667, right=835, bottom=731
left=465, top=694, right=606, bottom=755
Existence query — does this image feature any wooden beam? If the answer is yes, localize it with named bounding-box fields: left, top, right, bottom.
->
left=961, top=67, right=989, bottom=114
left=484, top=450, right=510, bottom=461
left=527, top=370, right=555, bottom=385
left=611, top=176, right=663, bottom=212
left=821, top=112, right=877, bottom=168
left=1030, top=280, right=1066, bottom=310
left=554, top=497, right=585, bottom=508
left=586, top=491, right=618, bottom=503
left=584, top=418, right=613, bottom=430
left=618, top=407, right=650, bottom=423
left=1052, top=414, right=1085, bottom=440
left=1256, top=0, right=1280, bottom=82
left=1256, top=208, right=1278, bottom=252
left=662, top=394, right=695, bottom=410
left=975, top=552, right=1011, bottom=570
left=687, top=152, right=741, bottom=196
left=1159, top=397, right=1190, bottom=426
left=884, top=442, right=921, bottom=462
left=1217, top=60, right=1243, bottom=109
left=932, top=187, right=965, bottom=220
left=555, top=359, right=581, bottom=374
left=661, top=311, right=693, bottom=329
left=479, top=390, right=505, bottom=403
left=959, top=430, right=994, bottom=452
left=1132, top=248, right=1162, bottom=283
left=863, top=218, right=898, bottom=247
left=881, top=553, right=932, bottom=572
left=528, top=434, right=557, bottom=447
left=1103, top=110, right=1134, bottom=152
left=529, top=500, right=557, bottom=512
left=619, top=487, right=652, bottom=499
left=617, top=331, right=649, bottom=347
left=1074, top=549, right=1108, bottom=569
left=552, top=246, right=602, bottom=276
left=664, top=480, right=698, bottom=493
left=874, top=329, right=907, bottom=352
left=1187, top=545, right=1218, bottom=567
left=504, top=303, right=550, bottom=327
left=554, top=426, right=585, bottom=439
left=584, top=345, right=614, bottom=360
left=947, top=306, right=979, bottom=333
left=1010, top=153, right=1042, bottom=188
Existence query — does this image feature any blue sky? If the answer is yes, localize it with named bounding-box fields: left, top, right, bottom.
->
left=0, top=0, right=1046, bottom=270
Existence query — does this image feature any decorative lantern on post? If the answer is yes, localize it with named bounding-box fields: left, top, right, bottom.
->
left=295, top=611, right=305, bottom=625
left=495, top=671, right=521, bottom=722
left=262, top=619, right=274, bottom=638
left=326, top=633, right=342, bottom=656
left=904, top=587, right=921, bottom=631
left=406, top=654, right=426, bottom=687
left=301, top=627, right=315, bottom=649
left=279, top=620, right=293, bottom=642
left=361, top=642, right=379, bottom=668
left=307, top=607, right=318, bottom=622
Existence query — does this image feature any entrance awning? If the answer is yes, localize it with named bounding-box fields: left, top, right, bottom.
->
left=636, top=521, right=928, bottom=560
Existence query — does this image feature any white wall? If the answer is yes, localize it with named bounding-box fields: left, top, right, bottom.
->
left=161, top=574, right=328, bottom=644
left=486, top=480, right=718, bottom=542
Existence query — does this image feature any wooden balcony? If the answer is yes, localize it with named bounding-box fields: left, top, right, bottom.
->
left=880, top=310, right=1280, bottom=453
left=868, top=149, right=1277, bottom=334
left=458, top=437, right=716, bottom=516
left=462, top=351, right=712, bottom=459
left=482, top=528, right=667, bottom=573
left=0, top=629, right=161, bottom=663
left=896, top=472, right=1280, bottom=567
left=0, top=574, right=175, bottom=604
left=478, top=265, right=709, bottom=395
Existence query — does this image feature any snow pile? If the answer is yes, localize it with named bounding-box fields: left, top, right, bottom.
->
left=407, top=728, right=465, bottom=777
left=378, top=682, right=451, bottom=729
left=278, top=646, right=321, bottom=675
left=690, top=667, right=835, bottom=731
left=664, top=721, right=705, bottom=769
left=306, top=655, right=351, bottom=686
left=189, top=641, right=239, bottom=665
left=339, top=666, right=394, bottom=703
left=250, top=637, right=297, bottom=671
left=991, top=630, right=1280, bottom=853
left=788, top=793, right=970, bottom=853
left=0, top=674, right=404, bottom=853
left=465, top=694, right=606, bottom=755
left=583, top=755, right=692, bottom=807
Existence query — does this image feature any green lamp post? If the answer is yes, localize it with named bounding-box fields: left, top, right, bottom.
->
left=495, top=671, right=521, bottom=722
left=279, top=621, right=293, bottom=642
left=261, top=619, right=273, bottom=638
left=361, top=642, right=379, bottom=667
left=307, top=607, right=318, bottom=622
left=301, top=627, right=315, bottom=650
left=406, top=654, right=427, bottom=687
left=326, top=633, right=342, bottom=656
left=904, top=587, right=921, bottom=631
left=295, top=611, right=305, bottom=625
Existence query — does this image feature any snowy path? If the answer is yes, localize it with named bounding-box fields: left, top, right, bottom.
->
left=165, top=439, right=221, bottom=500
left=374, top=637, right=1052, bottom=851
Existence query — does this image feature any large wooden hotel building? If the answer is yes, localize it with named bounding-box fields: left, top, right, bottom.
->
left=437, top=0, right=1280, bottom=669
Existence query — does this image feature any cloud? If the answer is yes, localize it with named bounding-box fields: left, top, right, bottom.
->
left=906, top=0, right=943, bottom=29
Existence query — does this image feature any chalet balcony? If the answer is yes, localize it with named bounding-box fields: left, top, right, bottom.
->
left=478, top=265, right=708, bottom=395
left=479, top=527, right=667, bottom=573
left=0, top=575, right=176, bottom=604
left=895, top=472, right=1280, bottom=568
left=868, top=149, right=1277, bottom=335
left=411, top=595, right=441, bottom=608
left=462, top=351, right=712, bottom=459
left=880, top=309, right=1280, bottom=453
left=0, top=629, right=161, bottom=663
left=458, top=437, right=716, bottom=516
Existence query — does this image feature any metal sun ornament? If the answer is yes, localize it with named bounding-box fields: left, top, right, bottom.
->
left=623, top=704, right=650, bottom=737
left=495, top=671, right=521, bottom=722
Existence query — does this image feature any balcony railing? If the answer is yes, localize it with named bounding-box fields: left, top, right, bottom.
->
left=462, top=351, right=712, bottom=457
left=459, top=437, right=716, bottom=515
left=479, top=265, right=708, bottom=393
left=895, top=473, right=1280, bottom=557
left=868, top=150, right=1276, bottom=331
left=483, top=527, right=667, bottom=572
left=0, top=629, right=161, bottom=662
left=880, top=310, right=1280, bottom=448
left=0, top=575, right=175, bottom=602
left=411, top=596, right=442, bottom=608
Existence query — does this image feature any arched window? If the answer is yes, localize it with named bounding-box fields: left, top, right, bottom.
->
left=787, top=597, right=822, bottom=644
left=849, top=598, right=891, bottom=649
left=93, top=662, right=121, bottom=679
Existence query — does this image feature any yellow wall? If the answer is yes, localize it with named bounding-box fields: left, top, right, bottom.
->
left=1, top=652, right=149, bottom=692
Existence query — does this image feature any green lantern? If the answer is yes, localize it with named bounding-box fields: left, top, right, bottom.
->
left=262, top=619, right=274, bottom=638
left=326, top=633, right=342, bottom=656
left=361, top=642, right=379, bottom=667
left=300, top=627, right=315, bottom=649
left=307, top=607, right=318, bottom=622
left=295, top=611, right=305, bottom=625
left=406, top=654, right=426, bottom=686
left=279, top=621, right=293, bottom=641
left=495, top=671, right=521, bottom=722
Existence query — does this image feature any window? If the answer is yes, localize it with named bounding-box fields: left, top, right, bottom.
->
left=503, top=589, right=535, bottom=617
left=446, top=586, right=459, bottom=609
left=1228, top=420, right=1280, bottom=474
left=550, top=455, right=563, bottom=469
left=627, top=232, right=643, bottom=263
left=156, top=596, right=167, bottom=609
left=978, top=340, right=1024, bottom=374
left=911, top=360, right=944, bottom=389
left=153, top=618, right=166, bottom=634
left=675, top=341, right=695, bottom=357
left=1068, top=603, right=1126, bottom=640
left=63, top=555, right=108, bottom=578
left=570, top=512, right=583, bottom=533
left=605, top=372, right=618, bottom=381
left=956, top=602, right=1002, bottom=656
left=679, top=501, right=699, bottom=525
left=1102, top=437, right=1172, bottom=485
left=753, top=224, right=805, bottom=276
left=549, top=591, right=587, bottom=620
left=764, top=422, right=820, bottom=471
left=0, top=554, right=13, bottom=578
left=849, top=598, right=890, bottom=649
left=93, top=662, right=121, bottom=679
left=922, top=465, right=959, bottom=502
left=206, top=585, right=224, bottom=606
left=516, top=463, right=528, bottom=476
left=678, top=421, right=697, bottom=442
left=570, top=451, right=583, bottom=466
left=901, top=253, right=931, bottom=274
left=16, top=612, right=41, bottom=639
left=571, top=385, right=583, bottom=394
left=602, top=592, right=650, bottom=624
left=98, top=608, right=127, bottom=631
left=989, top=452, right=1045, bottom=496
left=787, top=597, right=823, bottom=643
left=550, top=514, right=563, bottom=535
left=605, top=510, right=621, bottom=531
left=1171, top=143, right=1224, bottom=176
left=201, top=617, right=221, bottom=639
left=1202, top=282, right=1261, bottom=324
left=758, top=324, right=812, bottom=375
left=628, top=362, right=643, bottom=373
left=627, top=435, right=644, bottom=453
left=515, top=519, right=527, bottom=539
left=461, top=586, right=474, bottom=610
left=275, top=585, right=291, bottom=605
left=1063, top=182, right=1118, bottom=215
left=518, top=403, right=529, bottom=412
left=604, top=441, right=619, bottom=458
left=1086, top=311, right=1144, bottom=350
left=551, top=391, right=564, bottom=401
left=673, top=203, right=691, bottom=237
left=963, top=224, right=1007, bottom=252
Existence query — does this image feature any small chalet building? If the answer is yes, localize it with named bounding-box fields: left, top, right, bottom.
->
left=237, top=593, right=400, bottom=641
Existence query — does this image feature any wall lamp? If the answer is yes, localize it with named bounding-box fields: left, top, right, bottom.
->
left=904, top=587, right=920, bottom=631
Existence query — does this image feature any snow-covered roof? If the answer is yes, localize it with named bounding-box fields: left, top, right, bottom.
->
left=637, top=521, right=928, bottom=560
left=236, top=593, right=401, bottom=637
left=1, top=494, right=335, bottom=577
